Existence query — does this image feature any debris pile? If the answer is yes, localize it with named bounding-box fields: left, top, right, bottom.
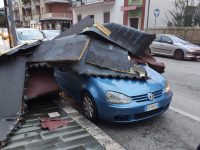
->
left=0, top=16, right=165, bottom=147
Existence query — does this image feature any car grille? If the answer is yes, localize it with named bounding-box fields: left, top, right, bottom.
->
left=131, top=89, right=163, bottom=102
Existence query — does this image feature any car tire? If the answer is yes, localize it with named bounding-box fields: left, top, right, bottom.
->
left=174, top=50, right=184, bottom=60
left=82, top=93, right=98, bottom=122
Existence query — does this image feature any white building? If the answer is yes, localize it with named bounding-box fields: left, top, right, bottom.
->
left=71, top=0, right=124, bottom=25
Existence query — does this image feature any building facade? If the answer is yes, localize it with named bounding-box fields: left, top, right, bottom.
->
left=71, top=0, right=146, bottom=30
left=71, top=0, right=124, bottom=25
left=12, top=0, right=72, bottom=30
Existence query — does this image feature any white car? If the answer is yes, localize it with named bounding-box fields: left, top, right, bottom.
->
left=149, top=34, right=200, bottom=60
left=16, top=28, right=45, bottom=45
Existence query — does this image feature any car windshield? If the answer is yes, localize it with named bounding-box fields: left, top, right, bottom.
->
left=172, top=36, right=188, bottom=44
left=42, top=30, right=60, bottom=39
left=17, top=30, right=44, bottom=41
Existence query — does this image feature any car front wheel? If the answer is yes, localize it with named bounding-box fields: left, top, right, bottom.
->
left=82, top=93, right=98, bottom=122
left=174, top=50, right=184, bottom=60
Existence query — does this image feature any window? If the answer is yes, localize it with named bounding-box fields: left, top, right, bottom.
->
left=104, top=12, right=110, bottom=23
left=161, top=36, right=173, bottom=44
left=154, top=35, right=162, bottom=42
left=77, top=14, right=82, bottom=22
left=89, top=15, right=94, bottom=21
left=129, top=18, right=139, bottom=29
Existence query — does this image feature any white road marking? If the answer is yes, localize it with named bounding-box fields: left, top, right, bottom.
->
left=170, top=106, right=200, bottom=123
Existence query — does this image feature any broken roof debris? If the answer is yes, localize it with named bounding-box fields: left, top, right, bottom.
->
left=0, top=16, right=165, bottom=147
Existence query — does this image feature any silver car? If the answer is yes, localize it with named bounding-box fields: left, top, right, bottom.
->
left=149, top=34, right=200, bottom=60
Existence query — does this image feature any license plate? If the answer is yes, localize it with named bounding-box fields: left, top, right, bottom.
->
left=146, top=103, right=159, bottom=112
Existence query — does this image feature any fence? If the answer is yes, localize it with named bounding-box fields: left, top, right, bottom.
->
left=148, top=27, right=200, bottom=44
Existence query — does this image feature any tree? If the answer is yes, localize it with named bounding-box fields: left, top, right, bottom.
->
left=167, top=0, right=199, bottom=27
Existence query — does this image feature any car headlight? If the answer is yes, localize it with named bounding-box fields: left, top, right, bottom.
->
left=163, top=80, right=171, bottom=93
left=106, top=91, right=131, bottom=104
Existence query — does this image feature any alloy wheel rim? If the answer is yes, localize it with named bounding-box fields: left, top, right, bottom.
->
left=83, top=96, right=94, bottom=118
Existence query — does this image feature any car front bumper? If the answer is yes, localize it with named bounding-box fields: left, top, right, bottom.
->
left=185, top=52, right=200, bottom=59
left=97, top=92, right=173, bottom=123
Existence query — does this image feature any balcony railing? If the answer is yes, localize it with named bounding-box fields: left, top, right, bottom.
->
left=42, top=13, right=72, bottom=20
left=43, top=0, right=69, bottom=4
left=14, top=16, right=20, bottom=21
left=33, top=15, right=40, bottom=20
left=24, top=16, right=32, bottom=21
left=23, top=2, right=31, bottom=9
left=33, top=0, right=40, bottom=6
left=72, top=0, right=115, bottom=7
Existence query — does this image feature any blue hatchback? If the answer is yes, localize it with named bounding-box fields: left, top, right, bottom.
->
left=54, top=65, right=172, bottom=123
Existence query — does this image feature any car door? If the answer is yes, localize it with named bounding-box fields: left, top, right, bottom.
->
left=160, top=35, right=175, bottom=55
left=150, top=35, right=162, bottom=54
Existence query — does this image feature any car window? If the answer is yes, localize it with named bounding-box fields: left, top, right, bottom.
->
left=17, top=30, right=44, bottom=41
left=161, top=36, right=173, bottom=44
left=154, top=35, right=162, bottom=42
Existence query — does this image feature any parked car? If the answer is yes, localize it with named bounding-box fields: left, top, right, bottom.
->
left=1, top=28, right=9, bottom=40
left=149, top=34, right=200, bottom=60
left=41, top=30, right=61, bottom=40
left=54, top=65, right=173, bottom=123
left=16, top=28, right=45, bottom=45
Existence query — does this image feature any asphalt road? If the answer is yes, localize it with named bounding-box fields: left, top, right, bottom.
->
left=96, top=56, right=200, bottom=150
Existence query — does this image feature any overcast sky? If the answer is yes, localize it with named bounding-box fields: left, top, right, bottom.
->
left=0, top=0, right=4, bottom=8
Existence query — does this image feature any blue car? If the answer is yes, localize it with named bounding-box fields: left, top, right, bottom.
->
left=54, top=65, right=172, bottom=123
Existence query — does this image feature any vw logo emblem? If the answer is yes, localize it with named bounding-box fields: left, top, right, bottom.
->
left=148, top=93, right=154, bottom=100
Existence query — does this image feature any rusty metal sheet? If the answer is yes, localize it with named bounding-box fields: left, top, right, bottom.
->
left=0, top=57, right=26, bottom=146
left=131, top=53, right=165, bottom=73
left=81, top=23, right=156, bottom=56
left=31, top=35, right=90, bottom=63
left=24, top=68, right=59, bottom=100
left=55, top=16, right=94, bottom=39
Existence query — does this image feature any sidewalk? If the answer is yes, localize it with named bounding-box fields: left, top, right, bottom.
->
left=2, top=96, right=124, bottom=150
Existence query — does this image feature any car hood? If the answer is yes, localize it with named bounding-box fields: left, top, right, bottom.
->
left=90, top=66, right=166, bottom=97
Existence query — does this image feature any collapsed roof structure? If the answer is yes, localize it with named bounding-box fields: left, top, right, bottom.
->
left=0, top=16, right=165, bottom=147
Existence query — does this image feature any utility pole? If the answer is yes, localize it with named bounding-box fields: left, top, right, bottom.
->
left=146, top=0, right=150, bottom=31
left=3, top=0, right=17, bottom=48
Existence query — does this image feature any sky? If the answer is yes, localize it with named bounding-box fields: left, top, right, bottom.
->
left=0, top=0, right=4, bottom=8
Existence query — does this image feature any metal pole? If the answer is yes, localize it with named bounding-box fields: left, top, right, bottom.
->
left=146, top=0, right=150, bottom=31
left=154, top=17, right=157, bottom=34
left=3, top=0, right=17, bottom=48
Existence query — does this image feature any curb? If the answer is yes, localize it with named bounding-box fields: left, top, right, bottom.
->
left=59, top=97, right=125, bottom=150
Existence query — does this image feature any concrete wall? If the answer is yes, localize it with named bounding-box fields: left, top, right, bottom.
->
left=148, top=27, right=200, bottom=44
left=144, top=0, right=199, bottom=29
left=72, top=1, right=124, bottom=24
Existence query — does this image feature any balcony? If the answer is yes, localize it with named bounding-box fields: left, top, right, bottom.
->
left=24, top=16, right=32, bottom=21
left=14, top=16, right=20, bottom=21
left=33, top=15, right=40, bottom=20
left=42, top=13, right=72, bottom=20
left=23, top=2, right=31, bottom=9
left=43, top=0, right=69, bottom=4
left=121, top=0, right=143, bottom=11
left=72, top=0, right=115, bottom=8
left=33, top=0, right=40, bottom=6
